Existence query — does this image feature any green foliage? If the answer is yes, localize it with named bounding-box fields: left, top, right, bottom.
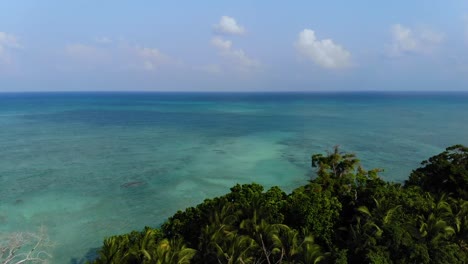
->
left=311, top=146, right=361, bottom=197
left=92, top=227, right=196, bottom=264
left=406, top=144, right=468, bottom=199
left=161, top=183, right=286, bottom=248
left=92, top=144, right=468, bottom=264
left=284, top=184, right=341, bottom=248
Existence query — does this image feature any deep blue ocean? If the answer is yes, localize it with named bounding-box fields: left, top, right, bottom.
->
left=1, top=92, right=467, bottom=263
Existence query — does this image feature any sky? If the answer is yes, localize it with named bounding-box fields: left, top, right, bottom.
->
left=1, top=1, right=468, bottom=92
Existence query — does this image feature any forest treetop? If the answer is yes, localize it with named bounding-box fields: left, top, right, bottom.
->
left=90, top=144, right=468, bottom=264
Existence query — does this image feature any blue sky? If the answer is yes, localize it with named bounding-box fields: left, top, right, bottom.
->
left=1, top=1, right=468, bottom=91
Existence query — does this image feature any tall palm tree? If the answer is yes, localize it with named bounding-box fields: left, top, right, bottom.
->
left=199, top=206, right=239, bottom=262
left=452, top=199, right=468, bottom=241
left=152, top=238, right=196, bottom=264
left=214, top=235, right=258, bottom=264
left=417, top=194, right=455, bottom=244
left=300, top=235, right=326, bottom=264
left=94, top=235, right=132, bottom=264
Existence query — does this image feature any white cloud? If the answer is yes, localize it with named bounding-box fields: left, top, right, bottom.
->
left=211, top=36, right=260, bottom=70
left=419, top=29, right=443, bottom=44
left=211, top=36, right=232, bottom=50
left=295, top=29, right=351, bottom=69
left=63, top=41, right=173, bottom=72
left=227, top=49, right=260, bottom=68
left=0, top=32, right=20, bottom=65
left=389, top=24, right=443, bottom=56
left=213, top=16, right=245, bottom=35
left=0, top=32, right=19, bottom=48
left=391, top=25, right=417, bottom=52
left=209, top=17, right=259, bottom=73
left=134, top=46, right=170, bottom=71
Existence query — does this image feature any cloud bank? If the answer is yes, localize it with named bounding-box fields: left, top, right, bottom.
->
left=211, top=36, right=260, bottom=70
left=0, top=32, right=20, bottom=65
left=211, top=16, right=259, bottom=72
left=295, top=29, right=351, bottom=69
left=64, top=41, right=172, bottom=72
left=135, top=46, right=170, bottom=71
left=389, top=24, right=443, bottom=56
left=213, top=16, right=245, bottom=35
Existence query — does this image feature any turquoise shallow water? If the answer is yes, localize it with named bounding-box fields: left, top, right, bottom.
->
left=0, top=92, right=467, bottom=263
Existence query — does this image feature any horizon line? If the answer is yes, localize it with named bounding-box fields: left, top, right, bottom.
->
left=1, top=90, right=468, bottom=94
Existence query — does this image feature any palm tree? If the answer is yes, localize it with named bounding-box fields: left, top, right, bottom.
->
left=452, top=199, right=468, bottom=243
left=130, top=228, right=161, bottom=263
left=152, top=238, right=196, bottom=264
left=214, top=235, right=258, bottom=264
left=416, top=194, right=455, bottom=244
left=344, top=197, right=403, bottom=262
left=239, top=210, right=326, bottom=264
left=94, top=235, right=132, bottom=264
left=300, top=235, right=326, bottom=264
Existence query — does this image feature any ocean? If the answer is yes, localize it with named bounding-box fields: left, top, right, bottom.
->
left=0, top=92, right=467, bottom=263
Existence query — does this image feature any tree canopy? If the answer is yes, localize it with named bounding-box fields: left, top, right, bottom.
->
left=90, top=145, right=468, bottom=264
